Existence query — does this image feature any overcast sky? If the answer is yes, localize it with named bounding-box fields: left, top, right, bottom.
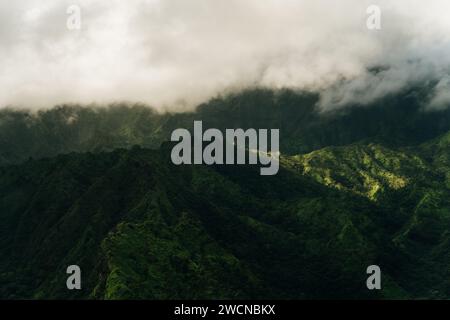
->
left=1, top=0, right=450, bottom=111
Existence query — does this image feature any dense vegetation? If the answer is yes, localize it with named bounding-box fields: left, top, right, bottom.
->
left=1, top=89, right=450, bottom=299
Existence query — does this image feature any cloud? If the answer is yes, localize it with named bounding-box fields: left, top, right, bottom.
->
left=0, top=0, right=450, bottom=110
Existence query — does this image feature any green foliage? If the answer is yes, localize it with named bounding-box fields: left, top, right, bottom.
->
left=2, top=89, right=450, bottom=299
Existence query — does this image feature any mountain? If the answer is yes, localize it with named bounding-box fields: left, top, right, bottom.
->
left=0, top=146, right=386, bottom=299
left=2, top=88, right=450, bottom=166
left=1, top=89, right=450, bottom=299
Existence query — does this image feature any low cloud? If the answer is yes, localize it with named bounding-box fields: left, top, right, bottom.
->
left=1, top=0, right=450, bottom=111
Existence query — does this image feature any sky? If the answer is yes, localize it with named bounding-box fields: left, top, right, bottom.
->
left=1, top=0, right=450, bottom=111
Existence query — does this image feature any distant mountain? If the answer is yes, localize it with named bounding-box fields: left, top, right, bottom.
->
left=1, top=88, right=450, bottom=166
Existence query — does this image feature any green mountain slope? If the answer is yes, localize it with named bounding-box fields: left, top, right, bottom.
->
left=1, top=135, right=450, bottom=299
left=0, top=146, right=404, bottom=299
left=284, top=142, right=450, bottom=298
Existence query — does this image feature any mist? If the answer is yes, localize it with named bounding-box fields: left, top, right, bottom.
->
left=1, top=0, right=450, bottom=111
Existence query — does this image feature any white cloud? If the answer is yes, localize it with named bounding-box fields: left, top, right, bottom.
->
left=0, top=0, right=450, bottom=110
